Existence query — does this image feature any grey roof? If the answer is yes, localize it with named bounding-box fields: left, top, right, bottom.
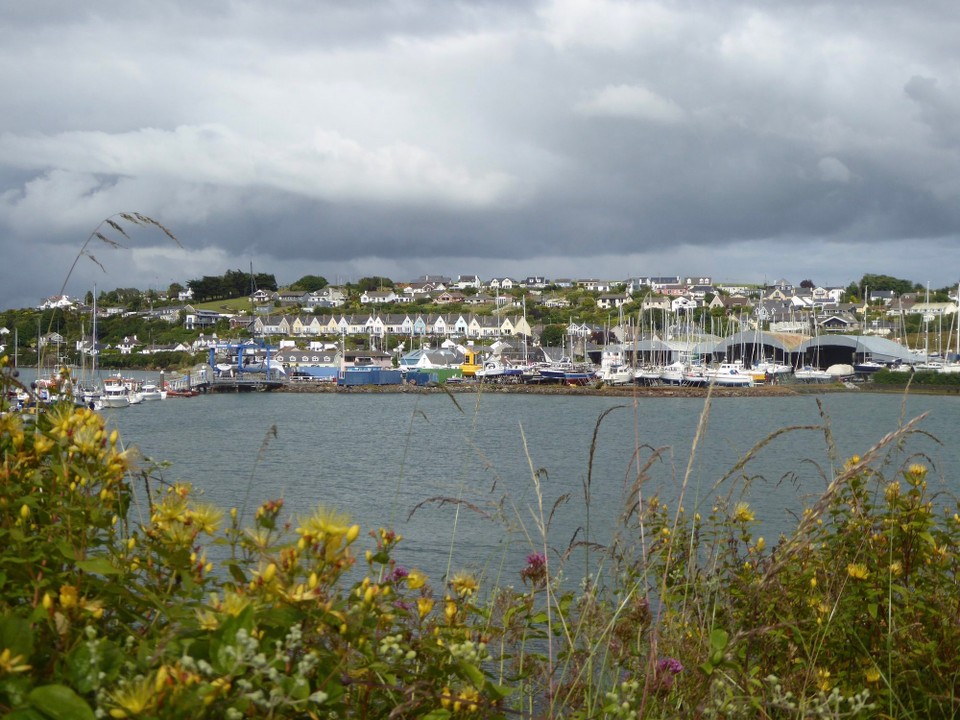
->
left=798, top=335, right=917, bottom=363
left=715, top=331, right=808, bottom=354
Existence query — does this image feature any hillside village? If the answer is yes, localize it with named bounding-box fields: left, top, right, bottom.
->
left=11, top=273, right=959, bottom=368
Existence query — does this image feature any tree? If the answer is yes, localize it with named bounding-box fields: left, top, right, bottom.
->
left=290, top=275, right=329, bottom=292
left=539, top=324, right=565, bottom=347
left=799, top=279, right=814, bottom=289
left=355, top=276, right=395, bottom=292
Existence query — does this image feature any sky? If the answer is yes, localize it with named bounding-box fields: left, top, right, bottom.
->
left=1, top=0, right=959, bottom=309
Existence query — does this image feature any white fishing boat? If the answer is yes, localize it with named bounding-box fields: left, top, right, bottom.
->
left=139, top=382, right=167, bottom=401
left=704, top=362, right=754, bottom=387
left=101, top=377, right=130, bottom=408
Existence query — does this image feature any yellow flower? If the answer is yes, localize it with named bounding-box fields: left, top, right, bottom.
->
left=406, top=569, right=428, bottom=590
left=889, top=561, right=903, bottom=577
left=817, top=668, right=832, bottom=692
left=417, top=597, right=435, bottom=620
left=865, top=666, right=881, bottom=683
left=733, top=502, right=755, bottom=523
left=298, top=506, right=352, bottom=543
left=59, top=585, right=79, bottom=610
left=847, top=563, right=869, bottom=580
left=185, top=503, right=223, bottom=535
left=908, top=463, right=928, bottom=480
left=450, top=572, right=479, bottom=598
left=755, top=537, right=765, bottom=551
left=0, top=648, right=31, bottom=674
left=107, top=676, right=158, bottom=718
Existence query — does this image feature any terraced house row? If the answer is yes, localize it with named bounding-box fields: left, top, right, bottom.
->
left=244, top=312, right=536, bottom=340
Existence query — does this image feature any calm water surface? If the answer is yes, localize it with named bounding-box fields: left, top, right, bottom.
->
left=99, top=389, right=960, bottom=584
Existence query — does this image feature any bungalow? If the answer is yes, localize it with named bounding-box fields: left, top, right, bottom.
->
left=596, top=292, right=630, bottom=310
left=543, top=294, right=571, bottom=309
left=38, top=295, right=75, bottom=310
left=306, top=287, right=347, bottom=308
left=454, top=274, right=481, bottom=289
left=250, top=289, right=275, bottom=304
left=434, top=291, right=466, bottom=305
left=276, top=289, right=308, bottom=306
left=817, top=313, right=860, bottom=333
left=360, top=290, right=400, bottom=305
left=488, top=277, right=516, bottom=290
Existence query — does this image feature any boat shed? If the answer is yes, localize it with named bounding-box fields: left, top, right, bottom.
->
left=797, top=335, right=917, bottom=367
left=713, top=331, right=808, bottom=366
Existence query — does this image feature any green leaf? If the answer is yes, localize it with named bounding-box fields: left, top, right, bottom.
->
left=4, top=709, right=47, bottom=720
left=75, top=557, right=119, bottom=576
left=867, top=602, right=879, bottom=619
left=709, top=628, right=729, bottom=652
left=0, top=616, right=34, bottom=658
left=420, top=711, right=451, bottom=720
left=459, top=661, right=486, bottom=688
left=27, top=685, right=96, bottom=720
left=226, top=562, right=247, bottom=585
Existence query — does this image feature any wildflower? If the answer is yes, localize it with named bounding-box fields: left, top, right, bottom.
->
left=185, top=503, right=223, bottom=535
left=0, top=648, right=31, bottom=674
left=817, top=668, right=832, bottom=692
left=847, top=563, right=869, bottom=580
left=755, top=537, right=765, bottom=552
left=107, top=676, right=158, bottom=718
left=406, top=569, right=428, bottom=590
left=59, top=585, right=79, bottom=610
left=450, top=572, right=479, bottom=598
left=298, top=505, right=351, bottom=542
left=417, top=597, right=435, bottom=619
left=907, top=463, right=928, bottom=481
left=388, top=566, right=409, bottom=583
left=889, top=560, right=903, bottom=577
left=521, top=552, right=548, bottom=587
left=865, top=666, right=881, bottom=683
left=733, top=502, right=755, bottom=523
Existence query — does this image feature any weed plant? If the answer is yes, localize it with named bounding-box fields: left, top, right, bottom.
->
left=1, top=360, right=958, bottom=718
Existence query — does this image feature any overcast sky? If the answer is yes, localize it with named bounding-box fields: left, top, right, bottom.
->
left=1, top=1, right=959, bottom=309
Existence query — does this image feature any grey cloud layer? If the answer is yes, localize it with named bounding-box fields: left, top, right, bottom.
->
left=1, top=1, right=958, bottom=308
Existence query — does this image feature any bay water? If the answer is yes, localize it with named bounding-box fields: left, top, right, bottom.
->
left=93, top=387, right=960, bottom=588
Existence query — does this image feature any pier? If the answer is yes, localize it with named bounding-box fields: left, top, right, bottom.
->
left=195, top=376, right=286, bottom=393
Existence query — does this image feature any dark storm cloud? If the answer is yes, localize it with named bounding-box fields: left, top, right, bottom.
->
left=1, top=0, right=959, bottom=309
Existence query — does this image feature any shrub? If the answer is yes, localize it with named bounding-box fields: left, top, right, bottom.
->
left=2, top=362, right=959, bottom=718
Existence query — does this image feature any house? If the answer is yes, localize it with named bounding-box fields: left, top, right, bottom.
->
left=250, top=289, right=274, bottom=304
left=453, top=274, right=481, bottom=290
left=183, top=307, right=222, bottom=330
left=360, top=290, right=399, bottom=305
left=543, top=294, right=571, bottom=309
left=520, top=276, right=548, bottom=288
left=38, top=295, right=75, bottom=310
left=435, top=291, right=466, bottom=305
left=276, top=289, right=309, bottom=306
left=39, top=331, right=66, bottom=348
left=116, top=336, right=141, bottom=355
left=306, top=287, right=347, bottom=308
left=671, top=296, right=698, bottom=313
left=816, top=313, right=860, bottom=333
left=488, top=277, right=516, bottom=291
left=596, top=292, right=630, bottom=310
left=253, top=314, right=292, bottom=336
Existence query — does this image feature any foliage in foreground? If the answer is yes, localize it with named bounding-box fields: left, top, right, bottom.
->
left=1, top=368, right=960, bottom=718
